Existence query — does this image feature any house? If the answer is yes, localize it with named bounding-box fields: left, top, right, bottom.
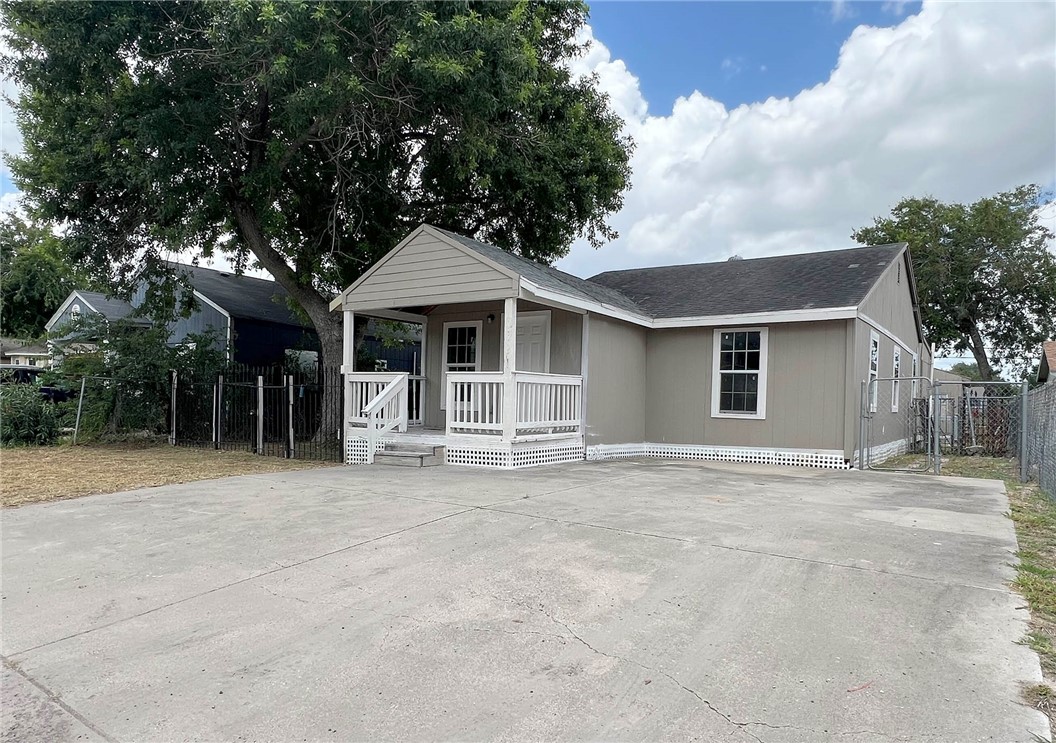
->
left=331, top=225, right=933, bottom=469
left=0, top=337, right=28, bottom=365
left=46, top=264, right=318, bottom=366
left=5, top=342, right=52, bottom=368
left=1037, top=341, right=1055, bottom=385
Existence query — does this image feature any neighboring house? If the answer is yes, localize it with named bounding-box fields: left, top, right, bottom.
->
left=0, top=337, right=28, bottom=365
left=1037, top=340, right=1055, bottom=385
left=331, top=224, right=932, bottom=469
left=6, top=343, right=53, bottom=368
left=46, top=264, right=318, bottom=366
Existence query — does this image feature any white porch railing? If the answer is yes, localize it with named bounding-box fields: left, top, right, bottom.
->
left=446, top=372, right=582, bottom=440
left=348, top=372, right=423, bottom=428
left=409, top=375, right=425, bottom=426
left=347, top=372, right=408, bottom=464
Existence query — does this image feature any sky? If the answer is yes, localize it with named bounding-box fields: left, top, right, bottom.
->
left=2, top=0, right=1055, bottom=368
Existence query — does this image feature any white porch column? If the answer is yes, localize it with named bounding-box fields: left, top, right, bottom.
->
left=342, top=309, right=355, bottom=374
left=502, top=297, right=517, bottom=441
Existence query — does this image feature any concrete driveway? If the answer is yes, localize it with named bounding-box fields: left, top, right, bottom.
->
left=1, top=459, right=1048, bottom=742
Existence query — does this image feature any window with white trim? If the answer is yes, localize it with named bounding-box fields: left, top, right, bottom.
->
left=712, top=328, right=768, bottom=419
left=70, top=303, right=81, bottom=321
left=441, top=321, right=481, bottom=410
left=868, top=332, right=879, bottom=413
left=891, top=348, right=901, bottom=413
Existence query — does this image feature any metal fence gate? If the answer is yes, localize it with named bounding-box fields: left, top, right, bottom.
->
left=171, top=365, right=344, bottom=462
left=861, top=377, right=1028, bottom=476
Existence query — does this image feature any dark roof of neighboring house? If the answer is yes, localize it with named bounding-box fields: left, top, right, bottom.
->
left=1039, top=340, right=1056, bottom=383
left=165, top=262, right=308, bottom=327
left=587, top=243, right=906, bottom=318
left=76, top=290, right=150, bottom=325
left=12, top=343, right=49, bottom=356
left=433, top=228, right=649, bottom=317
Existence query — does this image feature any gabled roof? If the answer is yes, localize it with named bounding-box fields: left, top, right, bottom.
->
left=431, top=228, right=648, bottom=318
left=45, top=290, right=151, bottom=332
left=164, top=262, right=308, bottom=327
left=1039, top=340, right=1056, bottom=383
left=587, top=244, right=906, bottom=319
left=332, top=225, right=913, bottom=329
left=75, top=290, right=146, bottom=323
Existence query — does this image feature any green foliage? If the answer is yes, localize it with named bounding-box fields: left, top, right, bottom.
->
left=2, top=0, right=632, bottom=366
left=947, top=362, right=984, bottom=381
left=0, top=213, right=86, bottom=338
left=0, top=383, right=59, bottom=445
left=853, top=185, right=1056, bottom=380
left=46, top=315, right=226, bottom=439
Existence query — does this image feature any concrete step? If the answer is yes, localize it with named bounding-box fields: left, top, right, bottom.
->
left=373, top=445, right=445, bottom=468
left=384, top=443, right=446, bottom=456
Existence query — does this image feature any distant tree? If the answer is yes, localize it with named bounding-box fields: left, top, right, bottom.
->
left=946, top=362, right=983, bottom=381
left=853, top=185, right=1056, bottom=380
left=0, top=213, right=85, bottom=338
left=2, top=1, right=632, bottom=432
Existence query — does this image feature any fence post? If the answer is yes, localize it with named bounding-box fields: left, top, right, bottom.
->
left=858, top=380, right=867, bottom=470
left=932, top=383, right=942, bottom=475
left=287, top=374, right=295, bottom=459
left=169, top=370, right=177, bottom=446
left=72, top=377, right=87, bottom=445
left=217, top=374, right=224, bottom=450
left=1020, top=380, right=1029, bottom=483
left=256, top=375, right=264, bottom=455
left=212, top=380, right=219, bottom=449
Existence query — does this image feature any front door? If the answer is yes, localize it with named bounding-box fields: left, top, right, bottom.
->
left=516, top=312, right=550, bottom=373
left=442, top=321, right=481, bottom=411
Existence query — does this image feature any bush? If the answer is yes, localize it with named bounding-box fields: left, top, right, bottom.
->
left=1, top=384, right=59, bottom=445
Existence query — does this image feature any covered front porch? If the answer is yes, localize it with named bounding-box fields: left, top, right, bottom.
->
left=332, top=226, right=589, bottom=467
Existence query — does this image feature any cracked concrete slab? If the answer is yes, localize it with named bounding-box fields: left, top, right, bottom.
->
left=1, top=459, right=1048, bottom=742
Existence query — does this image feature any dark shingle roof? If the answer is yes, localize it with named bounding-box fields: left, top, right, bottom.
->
left=77, top=291, right=150, bottom=325
left=432, top=228, right=648, bottom=317
left=165, top=262, right=307, bottom=326
left=587, top=244, right=906, bottom=318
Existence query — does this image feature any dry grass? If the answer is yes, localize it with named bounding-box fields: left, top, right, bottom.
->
left=1, top=442, right=335, bottom=507
left=899, top=455, right=1056, bottom=732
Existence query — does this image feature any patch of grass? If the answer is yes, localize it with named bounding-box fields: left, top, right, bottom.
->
left=919, top=455, right=1055, bottom=731
left=0, top=442, right=334, bottom=507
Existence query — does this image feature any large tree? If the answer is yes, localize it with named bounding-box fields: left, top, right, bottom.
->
left=853, top=185, right=1056, bottom=380
left=0, top=213, right=86, bottom=338
left=2, top=0, right=631, bottom=370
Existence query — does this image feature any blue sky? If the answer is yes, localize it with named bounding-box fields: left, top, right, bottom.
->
left=586, top=1, right=922, bottom=112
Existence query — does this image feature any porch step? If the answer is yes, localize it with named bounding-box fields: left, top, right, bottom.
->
left=374, top=444, right=445, bottom=468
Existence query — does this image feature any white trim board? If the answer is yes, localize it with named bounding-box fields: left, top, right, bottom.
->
left=857, top=312, right=916, bottom=355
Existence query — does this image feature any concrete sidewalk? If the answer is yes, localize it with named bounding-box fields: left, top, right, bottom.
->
left=1, top=459, right=1048, bottom=742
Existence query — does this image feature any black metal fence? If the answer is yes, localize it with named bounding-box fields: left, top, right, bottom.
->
left=172, top=364, right=344, bottom=462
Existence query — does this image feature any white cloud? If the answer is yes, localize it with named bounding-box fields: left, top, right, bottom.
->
left=558, top=0, right=1056, bottom=277
left=830, top=0, right=855, bottom=22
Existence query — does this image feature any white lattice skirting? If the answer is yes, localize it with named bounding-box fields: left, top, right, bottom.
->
left=346, top=434, right=585, bottom=469
left=447, top=441, right=585, bottom=469
left=587, top=443, right=852, bottom=470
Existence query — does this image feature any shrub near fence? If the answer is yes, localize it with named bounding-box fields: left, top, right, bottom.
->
left=1026, top=382, right=1056, bottom=498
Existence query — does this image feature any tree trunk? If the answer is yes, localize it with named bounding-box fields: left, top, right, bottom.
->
left=228, top=197, right=347, bottom=449
left=965, top=322, right=994, bottom=381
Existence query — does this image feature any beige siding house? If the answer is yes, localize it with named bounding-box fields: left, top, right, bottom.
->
left=332, top=225, right=930, bottom=469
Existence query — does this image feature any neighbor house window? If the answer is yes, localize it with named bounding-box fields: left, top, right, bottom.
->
left=891, top=348, right=901, bottom=413
left=711, top=328, right=768, bottom=419
left=869, top=332, right=880, bottom=413
left=70, top=303, right=81, bottom=321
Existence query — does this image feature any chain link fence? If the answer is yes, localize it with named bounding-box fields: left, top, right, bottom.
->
left=862, top=376, right=934, bottom=471
left=1025, top=382, right=1055, bottom=498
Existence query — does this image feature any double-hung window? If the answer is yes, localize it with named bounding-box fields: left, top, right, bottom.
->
left=891, top=348, right=901, bottom=413
left=868, top=332, right=880, bottom=413
left=711, top=328, right=768, bottom=419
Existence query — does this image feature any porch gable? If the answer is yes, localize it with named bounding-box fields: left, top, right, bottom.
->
left=332, top=226, right=519, bottom=311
